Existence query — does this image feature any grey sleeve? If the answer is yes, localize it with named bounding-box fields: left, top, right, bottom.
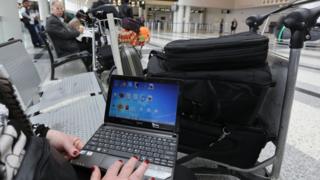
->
left=46, top=17, right=80, bottom=40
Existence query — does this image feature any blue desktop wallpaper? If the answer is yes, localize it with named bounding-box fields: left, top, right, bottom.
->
left=108, top=80, right=179, bottom=126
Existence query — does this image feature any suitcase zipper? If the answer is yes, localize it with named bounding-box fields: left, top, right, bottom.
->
left=208, top=127, right=231, bottom=147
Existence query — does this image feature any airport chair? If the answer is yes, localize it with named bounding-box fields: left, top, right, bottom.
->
left=41, top=32, right=92, bottom=80
left=0, top=69, right=105, bottom=143
left=0, top=39, right=103, bottom=115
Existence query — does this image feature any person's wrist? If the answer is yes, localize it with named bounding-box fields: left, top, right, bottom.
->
left=46, top=129, right=52, bottom=138
left=46, top=129, right=56, bottom=141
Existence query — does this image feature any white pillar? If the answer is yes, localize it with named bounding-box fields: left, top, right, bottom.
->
left=157, top=22, right=161, bottom=33
left=173, top=11, right=178, bottom=32
left=143, top=8, right=148, bottom=21
left=0, top=0, right=22, bottom=41
left=184, top=6, right=191, bottom=33
left=177, top=5, right=184, bottom=33
left=38, top=0, right=50, bottom=22
left=199, top=12, right=204, bottom=24
left=138, top=7, right=143, bottom=17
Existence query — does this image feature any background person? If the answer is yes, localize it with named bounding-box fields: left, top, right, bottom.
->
left=119, top=0, right=133, bottom=18
left=20, top=0, right=43, bottom=48
left=46, top=0, right=93, bottom=71
left=91, top=0, right=110, bottom=9
left=68, top=10, right=86, bottom=33
left=231, top=18, right=238, bottom=34
left=46, top=0, right=85, bottom=57
left=219, top=18, right=224, bottom=36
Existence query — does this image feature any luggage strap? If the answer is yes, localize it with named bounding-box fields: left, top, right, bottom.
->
left=176, top=127, right=231, bottom=165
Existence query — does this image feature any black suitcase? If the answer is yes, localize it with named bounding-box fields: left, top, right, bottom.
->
left=97, top=44, right=115, bottom=70
left=163, top=32, right=269, bottom=71
left=120, top=44, right=144, bottom=76
left=148, top=52, right=273, bottom=125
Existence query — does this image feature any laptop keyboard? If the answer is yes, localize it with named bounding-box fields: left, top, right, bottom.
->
left=83, top=126, right=177, bottom=167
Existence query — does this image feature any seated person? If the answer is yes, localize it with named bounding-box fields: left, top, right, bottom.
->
left=46, top=0, right=90, bottom=57
left=90, top=0, right=120, bottom=20
left=68, top=10, right=86, bottom=33
left=119, top=0, right=133, bottom=18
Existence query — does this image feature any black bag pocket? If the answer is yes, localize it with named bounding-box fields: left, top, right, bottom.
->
left=163, top=32, right=269, bottom=71
left=178, top=120, right=268, bottom=169
left=180, top=79, right=268, bottom=125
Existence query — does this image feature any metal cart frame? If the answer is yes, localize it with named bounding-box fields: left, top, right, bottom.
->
left=178, top=1, right=320, bottom=180
left=88, top=14, right=124, bottom=75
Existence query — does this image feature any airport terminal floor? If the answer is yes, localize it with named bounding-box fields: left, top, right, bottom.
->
left=20, top=28, right=320, bottom=180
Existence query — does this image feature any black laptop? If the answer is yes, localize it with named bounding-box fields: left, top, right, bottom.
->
left=72, top=75, right=181, bottom=180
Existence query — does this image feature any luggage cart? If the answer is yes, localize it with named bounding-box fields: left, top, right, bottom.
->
left=176, top=1, right=320, bottom=180
left=86, top=13, right=123, bottom=75
left=93, top=14, right=145, bottom=78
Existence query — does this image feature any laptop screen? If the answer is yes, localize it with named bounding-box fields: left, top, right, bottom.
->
left=106, top=75, right=180, bottom=132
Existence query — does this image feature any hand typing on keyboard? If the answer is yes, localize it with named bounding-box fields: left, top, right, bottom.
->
left=85, top=128, right=177, bottom=167
left=90, top=156, right=154, bottom=180
left=46, top=129, right=84, bottom=160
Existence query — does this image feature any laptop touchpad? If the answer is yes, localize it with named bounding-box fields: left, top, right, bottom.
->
left=74, top=151, right=105, bottom=168
left=100, top=155, right=172, bottom=180
left=100, top=155, right=127, bottom=169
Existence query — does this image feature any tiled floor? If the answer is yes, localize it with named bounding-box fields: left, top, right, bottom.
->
left=23, top=30, right=320, bottom=180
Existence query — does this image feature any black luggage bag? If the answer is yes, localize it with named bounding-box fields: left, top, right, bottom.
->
left=163, top=32, right=269, bottom=71
left=147, top=32, right=273, bottom=168
left=96, top=44, right=115, bottom=70
left=147, top=55, right=272, bottom=168
left=148, top=51, right=273, bottom=125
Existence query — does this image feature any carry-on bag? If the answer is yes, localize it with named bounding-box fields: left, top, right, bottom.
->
left=121, top=18, right=141, bottom=33
left=148, top=51, right=273, bottom=125
left=96, top=44, right=115, bottom=70
left=163, top=32, right=269, bottom=71
left=147, top=34, right=273, bottom=168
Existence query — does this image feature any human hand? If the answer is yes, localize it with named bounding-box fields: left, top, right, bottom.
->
left=78, top=26, right=85, bottom=33
left=90, top=156, right=153, bottom=180
left=46, top=129, right=84, bottom=160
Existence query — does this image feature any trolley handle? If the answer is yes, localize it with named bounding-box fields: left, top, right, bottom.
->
left=284, top=6, right=320, bottom=49
left=246, top=0, right=320, bottom=33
